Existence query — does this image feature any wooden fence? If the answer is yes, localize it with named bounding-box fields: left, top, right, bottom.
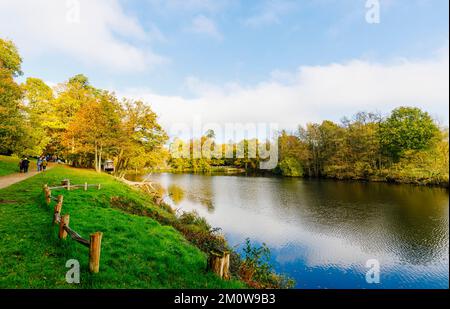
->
left=43, top=180, right=230, bottom=279
left=43, top=181, right=103, bottom=273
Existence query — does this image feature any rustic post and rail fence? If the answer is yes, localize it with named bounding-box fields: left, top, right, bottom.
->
left=43, top=180, right=103, bottom=273
left=43, top=179, right=230, bottom=279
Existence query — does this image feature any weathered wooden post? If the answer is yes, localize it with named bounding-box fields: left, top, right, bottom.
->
left=57, top=194, right=64, bottom=205
left=53, top=195, right=64, bottom=225
left=61, top=179, right=70, bottom=190
left=43, top=185, right=48, bottom=204
left=89, top=232, right=103, bottom=273
left=59, top=214, right=70, bottom=239
left=44, top=186, right=51, bottom=205
left=207, top=250, right=230, bottom=280
left=84, top=182, right=88, bottom=191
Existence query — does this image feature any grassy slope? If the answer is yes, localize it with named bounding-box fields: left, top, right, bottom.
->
left=0, top=155, right=20, bottom=176
left=0, top=155, right=37, bottom=176
left=0, top=165, right=244, bottom=288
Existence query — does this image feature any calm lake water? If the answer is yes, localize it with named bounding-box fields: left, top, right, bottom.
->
left=130, top=173, right=449, bottom=289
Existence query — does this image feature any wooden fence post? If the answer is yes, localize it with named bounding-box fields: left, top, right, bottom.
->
left=53, top=195, right=64, bottom=225
left=59, top=214, right=70, bottom=239
left=89, top=232, right=103, bottom=273
left=84, top=182, right=88, bottom=191
left=43, top=185, right=48, bottom=204
left=45, top=187, right=51, bottom=205
left=61, top=179, right=71, bottom=190
left=207, top=250, right=230, bottom=280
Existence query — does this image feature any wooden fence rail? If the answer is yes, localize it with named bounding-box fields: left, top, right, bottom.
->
left=44, top=181, right=229, bottom=279
left=43, top=181, right=103, bottom=273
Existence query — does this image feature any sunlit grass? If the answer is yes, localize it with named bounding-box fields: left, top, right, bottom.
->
left=0, top=165, right=244, bottom=288
left=0, top=155, right=20, bottom=176
left=0, top=155, right=38, bottom=176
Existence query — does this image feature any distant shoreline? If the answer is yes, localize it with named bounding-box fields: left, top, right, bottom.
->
left=127, top=168, right=450, bottom=189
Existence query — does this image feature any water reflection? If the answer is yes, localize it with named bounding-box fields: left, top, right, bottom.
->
left=167, top=184, right=185, bottom=205
left=132, top=173, right=449, bottom=289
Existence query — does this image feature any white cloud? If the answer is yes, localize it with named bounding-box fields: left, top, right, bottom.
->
left=119, top=45, right=449, bottom=138
left=243, top=0, right=298, bottom=28
left=154, top=0, right=228, bottom=13
left=187, top=15, right=223, bottom=41
left=0, top=0, right=167, bottom=72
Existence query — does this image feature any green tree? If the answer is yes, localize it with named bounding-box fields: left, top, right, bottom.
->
left=0, top=38, right=22, bottom=76
left=278, top=157, right=303, bottom=177
left=379, top=107, right=439, bottom=161
left=114, top=100, right=168, bottom=175
left=0, top=38, right=24, bottom=154
left=21, top=77, right=55, bottom=155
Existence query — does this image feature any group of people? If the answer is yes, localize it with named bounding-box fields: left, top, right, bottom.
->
left=37, top=156, right=48, bottom=172
left=18, top=155, right=49, bottom=173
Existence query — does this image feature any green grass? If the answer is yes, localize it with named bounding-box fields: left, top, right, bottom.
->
left=0, top=155, right=20, bottom=176
left=0, top=155, right=37, bottom=176
left=0, top=165, right=245, bottom=288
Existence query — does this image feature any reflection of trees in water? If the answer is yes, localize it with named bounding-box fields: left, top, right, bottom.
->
left=150, top=172, right=448, bottom=266
left=168, top=184, right=185, bottom=205
left=193, top=196, right=214, bottom=211
left=275, top=179, right=449, bottom=265
left=170, top=174, right=215, bottom=212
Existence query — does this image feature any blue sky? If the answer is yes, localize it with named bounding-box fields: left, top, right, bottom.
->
left=0, top=0, right=448, bottom=137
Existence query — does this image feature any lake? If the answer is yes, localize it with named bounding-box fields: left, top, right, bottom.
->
left=129, top=173, right=449, bottom=289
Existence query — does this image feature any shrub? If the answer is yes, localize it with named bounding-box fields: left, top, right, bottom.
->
left=239, top=238, right=295, bottom=289
left=278, top=157, right=303, bottom=177
left=178, top=210, right=210, bottom=231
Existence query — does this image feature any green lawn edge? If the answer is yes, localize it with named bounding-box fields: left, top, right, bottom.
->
left=0, top=165, right=245, bottom=288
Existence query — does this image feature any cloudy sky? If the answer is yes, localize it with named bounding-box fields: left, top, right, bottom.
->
left=0, top=0, right=448, bottom=139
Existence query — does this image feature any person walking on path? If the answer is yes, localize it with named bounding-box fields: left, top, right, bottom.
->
left=22, top=157, right=30, bottom=173
left=41, top=158, right=48, bottom=171
left=18, top=158, right=24, bottom=173
left=0, top=161, right=54, bottom=190
left=37, top=156, right=42, bottom=172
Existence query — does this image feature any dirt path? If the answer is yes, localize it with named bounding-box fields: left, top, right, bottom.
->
left=0, top=164, right=54, bottom=190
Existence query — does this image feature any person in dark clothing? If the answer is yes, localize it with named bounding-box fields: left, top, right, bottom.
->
left=18, top=158, right=24, bottom=173
left=22, top=157, right=30, bottom=173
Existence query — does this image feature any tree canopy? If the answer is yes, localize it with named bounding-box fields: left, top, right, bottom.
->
left=0, top=37, right=167, bottom=175
left=378, top=107, right=439, bottom=160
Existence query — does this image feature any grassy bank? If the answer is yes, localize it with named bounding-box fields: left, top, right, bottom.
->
left=0, top=155, right=38, bottom=176
left=0, top=165, right=245, bottom=288
left=0, top=155, right=19, bottom=176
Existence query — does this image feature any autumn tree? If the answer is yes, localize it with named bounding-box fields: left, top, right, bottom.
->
left=114, top=100, right=168, bottom=175
left=0, top=39, right=24, bottom=154
left=64, top=91, right=122, bottom=170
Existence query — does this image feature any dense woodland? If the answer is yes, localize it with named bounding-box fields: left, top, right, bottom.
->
left=166, top=109, right=449, bottom=186
left=1, top=38, right=448, bottom=186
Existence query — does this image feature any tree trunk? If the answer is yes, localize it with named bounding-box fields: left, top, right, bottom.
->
left=207, top=251, right=230, bottom=280
left=94, top=141, right=98, bottom=172
left=98, top=144, right=103, bottom=173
